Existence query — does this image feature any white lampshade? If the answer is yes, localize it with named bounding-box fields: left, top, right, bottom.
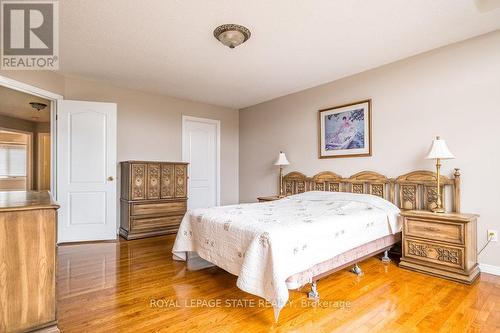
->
left=425, top=136, right=455, bottom=160
left=274, top=151, right=290, bottom=166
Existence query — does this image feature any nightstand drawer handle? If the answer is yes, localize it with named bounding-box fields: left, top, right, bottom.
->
left=423, top=226, right=439, bottom=232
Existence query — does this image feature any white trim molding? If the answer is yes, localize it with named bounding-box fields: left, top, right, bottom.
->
left=181, top=115, right=221, bottom=206
left=0, top=75, right=63, bottom=100
left=0, top=74, right=62, bottom=196
left=479, top=263, right=500, bottom=276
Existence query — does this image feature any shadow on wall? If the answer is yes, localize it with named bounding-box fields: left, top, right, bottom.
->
left=474, top=0, right=500, bottom=12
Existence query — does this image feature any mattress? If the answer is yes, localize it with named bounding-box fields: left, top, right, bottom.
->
left=172, top=191, right=401, bottom=319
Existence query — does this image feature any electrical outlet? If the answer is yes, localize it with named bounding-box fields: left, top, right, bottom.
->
left=488, top=230, right=498, bottom=242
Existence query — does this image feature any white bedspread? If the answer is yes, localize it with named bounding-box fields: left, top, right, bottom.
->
left=172, top=191, right=401, bottom=319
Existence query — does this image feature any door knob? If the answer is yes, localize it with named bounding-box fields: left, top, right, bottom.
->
left=108, top=176, right=114, bottom=181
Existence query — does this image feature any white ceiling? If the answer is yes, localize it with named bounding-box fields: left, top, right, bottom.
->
left=0, top=86, right=51, bottom=123
left=59, top=0, right=500, bottom=109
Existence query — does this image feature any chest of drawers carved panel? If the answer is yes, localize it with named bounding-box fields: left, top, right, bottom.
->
left=120, top=161, right=188, bottom=239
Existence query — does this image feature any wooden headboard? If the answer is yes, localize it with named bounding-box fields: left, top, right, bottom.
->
left=282, top=169, right=461, bottom=213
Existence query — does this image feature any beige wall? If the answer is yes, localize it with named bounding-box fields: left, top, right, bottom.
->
left=0, top=71, right=239, bottom=205
left=0, top=114, right=36, bottom=133
left=240, top=31, right=500, bottom=267
left=63, top=76, right=239, bottom=204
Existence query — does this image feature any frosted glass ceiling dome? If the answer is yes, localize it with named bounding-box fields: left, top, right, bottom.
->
left=213, top=24, right=251, bottom=49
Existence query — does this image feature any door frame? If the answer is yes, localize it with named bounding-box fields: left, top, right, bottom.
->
left=181, top=115, right=221, bottom=206
left=37, top=132, right=51, bottom=190
left=0, top=75, right=63, bottom=196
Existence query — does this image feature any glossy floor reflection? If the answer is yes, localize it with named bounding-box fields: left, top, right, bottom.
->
left=57, top=235, right=500, bottom=332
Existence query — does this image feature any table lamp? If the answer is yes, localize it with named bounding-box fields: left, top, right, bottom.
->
left=425, top=136, right=455, bottom=213
left=274, top=151, right=290, bottom=197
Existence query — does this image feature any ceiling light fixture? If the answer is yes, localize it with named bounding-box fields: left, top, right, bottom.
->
left=213, top=24, right=251, bottom=49
left=29, top=102, right=48, bottom=112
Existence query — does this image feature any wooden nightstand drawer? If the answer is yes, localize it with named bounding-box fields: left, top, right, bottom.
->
left=405, top=218, right=464, bottom=245
left=403, top=238, right=464, bottom=270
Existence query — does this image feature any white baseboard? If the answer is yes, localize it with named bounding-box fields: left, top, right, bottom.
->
left=479, top=263, right=500, bottom=276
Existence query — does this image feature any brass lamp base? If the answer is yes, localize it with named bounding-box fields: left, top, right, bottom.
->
left=431, top=207, right=445, bottom=213
left=432, top=157, right=445, bottom=214
left=278, top=165, right=284, bottom=197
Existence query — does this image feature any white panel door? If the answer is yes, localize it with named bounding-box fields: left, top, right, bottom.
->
left=182, top=116, right=219, bottom=209
left=57, top=100, right=117, bottom=242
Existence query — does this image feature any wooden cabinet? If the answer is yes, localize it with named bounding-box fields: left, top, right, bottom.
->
left=399, top=210, right=479, bottom=284
left=120, top=161, right=188, bottom=240
left=0, top=191, right=60, bottom=332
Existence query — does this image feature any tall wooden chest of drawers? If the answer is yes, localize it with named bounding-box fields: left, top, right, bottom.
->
left=120, top=161, right=188, bottom=240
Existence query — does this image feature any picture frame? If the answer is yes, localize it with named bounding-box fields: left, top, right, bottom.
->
left=318, top=99, right=372, bottom=158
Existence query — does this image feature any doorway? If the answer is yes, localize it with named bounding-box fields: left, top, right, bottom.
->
left=182, top=116, right=220, bottom=209
left=0, top=85, right=51, bottom=192
left=0, top=76, right=118, bottom=243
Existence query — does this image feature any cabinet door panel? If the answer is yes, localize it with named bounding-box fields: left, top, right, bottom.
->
left=160, top=164, right=175, bottom=199
left=147, top=164, right=160, bottom=200
left=131, top=164, right=146, bottom=200
left=175, top=164, right=187, bottom=198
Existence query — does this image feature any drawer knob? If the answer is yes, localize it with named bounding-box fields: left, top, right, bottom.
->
left=108, top=176, right=114, bottom=181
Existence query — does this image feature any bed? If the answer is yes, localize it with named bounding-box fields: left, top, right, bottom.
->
left=172, top=169, right=461, bottom=321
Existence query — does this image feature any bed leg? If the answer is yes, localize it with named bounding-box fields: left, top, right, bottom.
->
left=351, top=263, right=363, bottom=276
left=307, top=281, right=319, bottom=300
left=381, top=249, right=391, bottom=263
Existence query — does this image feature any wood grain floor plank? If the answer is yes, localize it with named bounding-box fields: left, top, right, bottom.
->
left=56, top=235, right=500, bottom=332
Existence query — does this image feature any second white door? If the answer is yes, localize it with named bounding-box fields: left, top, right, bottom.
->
left=182, top=116, right=219, bottom=209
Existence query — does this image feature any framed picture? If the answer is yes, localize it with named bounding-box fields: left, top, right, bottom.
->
left=318, top=99, right=372, bottom=158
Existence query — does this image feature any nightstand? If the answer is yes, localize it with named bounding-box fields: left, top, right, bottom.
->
left=257, top=195, right=282, bottom=202
left=399, top=210, right=479, bottom=284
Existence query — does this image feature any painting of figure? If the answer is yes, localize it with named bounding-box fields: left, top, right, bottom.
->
left=318, top=100, right=371, bottom=158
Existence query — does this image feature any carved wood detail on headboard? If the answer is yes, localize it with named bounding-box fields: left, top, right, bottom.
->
left=346, top=171, right=393, bottom=202
left=283, top=172, right=307, bottom=196
left=282, top=169, right=461, bottom=213
left=395, top=169, right=460, bottom=212
left=311, top=171, right=343, bottom=192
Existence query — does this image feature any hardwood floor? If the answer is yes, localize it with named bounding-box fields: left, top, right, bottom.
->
left=57, top=235, right=500, bottom=333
